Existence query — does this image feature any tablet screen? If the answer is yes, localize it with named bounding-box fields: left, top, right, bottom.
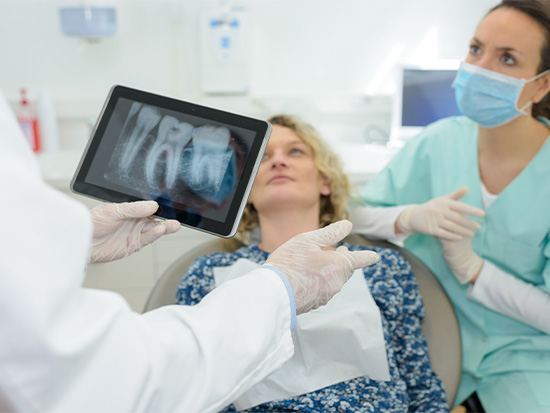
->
left=72, top=86, right=271, bottom=237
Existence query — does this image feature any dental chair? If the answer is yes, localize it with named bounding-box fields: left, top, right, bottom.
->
left=143, top=235, right=462, bottom=407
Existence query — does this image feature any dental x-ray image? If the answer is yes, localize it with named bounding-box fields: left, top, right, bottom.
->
left=103, top=101, right=249, bottom=220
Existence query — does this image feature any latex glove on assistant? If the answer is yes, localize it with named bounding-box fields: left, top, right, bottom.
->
left=266, top=220, right=380, bottom=314
left=441, top=234, right=484, bottom=284
left=396, top=187, right=485, bottom=240
left=90, top=201, right=180, bottom=263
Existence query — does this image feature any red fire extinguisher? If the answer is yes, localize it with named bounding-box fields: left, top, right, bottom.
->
left=17, top=88, right=41, bottom=153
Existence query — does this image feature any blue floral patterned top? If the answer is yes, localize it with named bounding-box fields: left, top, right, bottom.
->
left=176, top=243, right=449, bottom=413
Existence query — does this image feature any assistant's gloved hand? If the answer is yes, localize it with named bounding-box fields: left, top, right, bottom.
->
left=396, top=187, right=485, bottom=240
left=441, top=235, right=484, bottom=284
left=90, top=201, right=180, bottom=264
left=266, top=220, right=380, bottom=314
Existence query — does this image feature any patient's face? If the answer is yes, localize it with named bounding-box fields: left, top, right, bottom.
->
left=248, top=125, right=330, bottom=213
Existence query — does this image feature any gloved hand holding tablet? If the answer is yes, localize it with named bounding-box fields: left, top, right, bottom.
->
left=72, top=85, right=272, bottom=237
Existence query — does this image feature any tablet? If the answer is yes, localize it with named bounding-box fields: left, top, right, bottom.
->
left=71, top=85, right=272, bottom=237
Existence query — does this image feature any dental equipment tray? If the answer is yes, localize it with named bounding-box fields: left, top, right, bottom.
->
left=71, top=85, right=272, bottom=237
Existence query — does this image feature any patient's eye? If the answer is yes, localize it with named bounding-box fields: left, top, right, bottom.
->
left=289, top=147, right=304, bottom=156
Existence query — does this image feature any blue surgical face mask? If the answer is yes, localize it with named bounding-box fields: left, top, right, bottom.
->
left=452, top=62, right=549, bottom=128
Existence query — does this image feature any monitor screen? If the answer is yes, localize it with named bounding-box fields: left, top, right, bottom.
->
left=401, top=69, right=460, bottom=127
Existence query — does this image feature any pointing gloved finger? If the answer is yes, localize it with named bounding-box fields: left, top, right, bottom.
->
left=446, top=211, right=482, bottom=231
left=440, top=220, right=477, bottom=238
left=449, top=200, right=486, bottom=217
left=448, top=186, right=469, bottom=201
left=337, top=249, right=380, bottom=270
left=435, top=228, right=464, bottom=241
left=303, top=220, right=353, bottom=247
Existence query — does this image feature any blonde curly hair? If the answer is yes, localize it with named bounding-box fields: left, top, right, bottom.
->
left=234, top=114, right=351, bottom=245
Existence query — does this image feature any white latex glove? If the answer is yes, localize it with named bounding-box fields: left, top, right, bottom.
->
left=266, top=220, right=380, bottom=314
left=90, top=201, right=180, bottom=264
left=441, top=235, right=484, bottom=284
left=396, top=187, right=485, bottom=240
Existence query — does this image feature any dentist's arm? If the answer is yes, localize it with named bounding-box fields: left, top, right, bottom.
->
left=1, top=92, right=380, bottom=413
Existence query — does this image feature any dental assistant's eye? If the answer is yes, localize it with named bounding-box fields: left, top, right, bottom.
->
left=469, top=44, right=481, bottom=56
left=501, top=53, right=516, bottom=66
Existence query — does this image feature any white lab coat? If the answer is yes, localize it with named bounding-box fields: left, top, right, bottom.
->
left=0, top=93, right=294, bottom=413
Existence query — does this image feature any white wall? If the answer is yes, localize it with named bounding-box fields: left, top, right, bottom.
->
left=2, top=0, right=497, bottom=145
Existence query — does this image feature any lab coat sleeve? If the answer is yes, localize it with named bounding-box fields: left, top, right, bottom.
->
left=141, top=269, right=294, bottom=412
left=468, top=260, right=550, bottom=334
left=0, top=92, right=294, bottom=413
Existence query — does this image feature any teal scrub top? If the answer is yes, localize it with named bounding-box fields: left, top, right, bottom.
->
left=362, top=116, right=550, bottom=405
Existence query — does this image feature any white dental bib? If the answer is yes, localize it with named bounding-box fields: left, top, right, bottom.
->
left=213, top=258, right=390, bottom=410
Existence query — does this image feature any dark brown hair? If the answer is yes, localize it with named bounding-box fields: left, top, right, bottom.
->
left=488, top=0, right=550, bottom=118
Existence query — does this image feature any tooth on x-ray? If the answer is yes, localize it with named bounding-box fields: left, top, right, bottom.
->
left=127, top=101, right=142, bottom=120
left=120, top=105, right=162, bottom=171
left=192, top=125, right=231, bottom=148
left=144, top=116, right=193, bottom=189
left=186, top=125, right=232, bottom=194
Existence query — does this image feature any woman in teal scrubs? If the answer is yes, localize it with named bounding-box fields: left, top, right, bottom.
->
left=352, top=1, right=550, bottom=411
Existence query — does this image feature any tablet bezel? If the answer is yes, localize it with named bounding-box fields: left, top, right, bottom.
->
left=71, top=85, right=271, bottom=238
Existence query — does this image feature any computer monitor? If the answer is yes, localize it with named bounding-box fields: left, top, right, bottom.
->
left=390, top=62, right=461, bottom=145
